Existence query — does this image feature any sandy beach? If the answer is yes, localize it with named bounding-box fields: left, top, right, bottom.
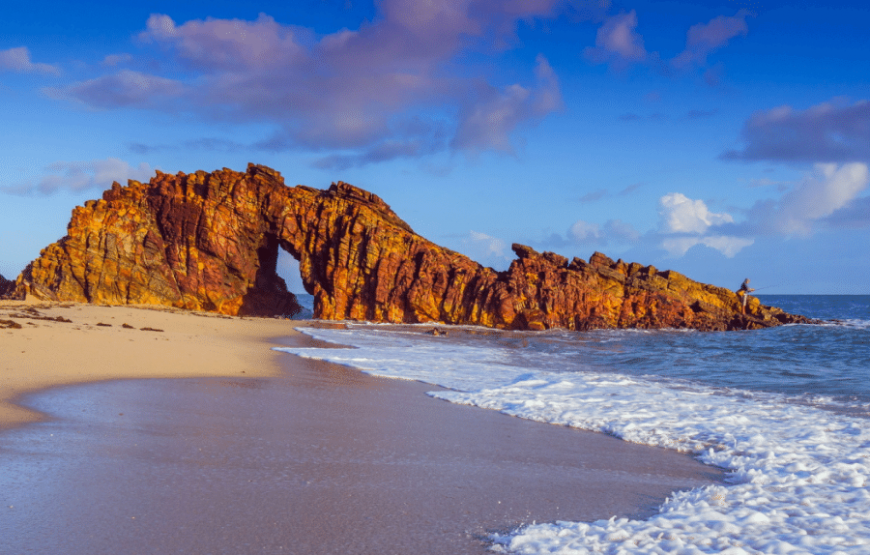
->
left=0, top=300, right=295, bottom=430
left=0, top=302, right=724, bottom=554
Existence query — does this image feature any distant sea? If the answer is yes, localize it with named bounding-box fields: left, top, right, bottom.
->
left=281, top=294, right=870, bottom=554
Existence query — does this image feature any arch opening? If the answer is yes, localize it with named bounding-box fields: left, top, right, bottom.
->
left=276, top=248, right=306, bottom=294
left=237, top=233, right=302, bottom=317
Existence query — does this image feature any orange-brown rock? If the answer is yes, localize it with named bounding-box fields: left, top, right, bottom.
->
left=15, top=165, right=300, bottom=317
left=15, top=164, right=812, bottom=330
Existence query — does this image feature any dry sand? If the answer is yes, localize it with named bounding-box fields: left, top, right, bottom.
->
left=0, top=301, right=725, bottom=554
left=0, top=299, right=296, bottom=430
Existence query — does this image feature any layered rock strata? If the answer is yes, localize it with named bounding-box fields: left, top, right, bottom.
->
left=15, top=164, right=811, bottom=330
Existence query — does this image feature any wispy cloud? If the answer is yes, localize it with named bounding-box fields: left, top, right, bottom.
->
left=578, top=189, right=608, bottom=203
left=313, top=136, right=445, bottom=170
left=45, top=69, right=184, bottom=108
left=748, top=177, right=791, bottom=192
left=742, top=163, right=869, bottom=236
left=686, top=109, right=718, bottom=119
left=459, top=230, right=512, bottom=270
left=451, top=55, right=562, bottom=154
left=48, top=2, right=570, bottom=165
left=100, top=53, right=132, bottom=67
left=671, top=10, right=750, bottom=70
left=574, top=182, right=644, bottom=206
left=660, top=234, right=754, bottom=258
left=584, top=10, right=647, bottom=68
left=722, top=99, right=870, bottom=163
left=128, top=138, right=247, bottom=155
left=567, top=218, right=640, bottom=246
left=568, top=219, right=603, bottom=242
left=617, top=112, right=670, bottom=122
left=821, top=196, right=870, bottom=229
left=2, top=158, right=154, bottom=195
left=0, top=47, right=60, bottom=75
left=618, top=182, right=644, bottom=195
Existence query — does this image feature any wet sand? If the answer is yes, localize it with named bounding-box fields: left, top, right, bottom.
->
left=0, top=302, right=725, bottom=554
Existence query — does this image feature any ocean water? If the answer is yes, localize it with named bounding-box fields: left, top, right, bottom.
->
left=291, top=292, right=315, bottom=319
left=277, top=295, right=870, bottom=554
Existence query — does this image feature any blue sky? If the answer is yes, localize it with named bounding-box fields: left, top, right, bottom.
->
left=2, top=0, right=868, bottom=294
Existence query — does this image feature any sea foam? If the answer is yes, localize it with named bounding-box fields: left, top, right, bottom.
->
left=276, top=323, right=870, bottom=554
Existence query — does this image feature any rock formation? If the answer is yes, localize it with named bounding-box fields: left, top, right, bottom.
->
left=14, top=164, right=811, bottom=330
left=0, top=273, right=15, bottom=299
left=15, top=166, right=300, bottom=317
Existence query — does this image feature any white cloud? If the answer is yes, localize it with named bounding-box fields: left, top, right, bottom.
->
left=0, top=46, right=59, bottom=75
left=657, top=193, right=751, bottom=257
left=460, top=230, right=511, bottom=269
left=3, top=158, right=155, bottom=195
left=748, top=162, right=870, bottom=235
left=659, top=192, right=733, bottom=234
left=568, top=220, right=601, bottom=242
left=654, top=164, right=868, bottom=258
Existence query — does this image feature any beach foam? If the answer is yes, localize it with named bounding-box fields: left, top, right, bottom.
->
left=277, top=322, right=870, bottom=554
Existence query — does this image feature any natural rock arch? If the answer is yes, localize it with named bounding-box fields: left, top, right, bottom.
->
left=14, top=164, right=810, bottom=330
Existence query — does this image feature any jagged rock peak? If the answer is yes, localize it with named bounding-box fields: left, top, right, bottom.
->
left=327, top=180, right=414, bottom=233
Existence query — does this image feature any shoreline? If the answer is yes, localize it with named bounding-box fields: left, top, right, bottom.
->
left=0, top=301, right=726, bottom=554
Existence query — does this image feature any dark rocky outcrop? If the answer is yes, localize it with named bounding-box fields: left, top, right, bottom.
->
left=0, top=273, right=17, bottom=299
left=14, top=164, right=812, bottom=330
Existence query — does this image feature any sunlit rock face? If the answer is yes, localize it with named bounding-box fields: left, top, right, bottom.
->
left=15, top=165, right=300, bottom=317
left=15, top=164, right=810, bottom=330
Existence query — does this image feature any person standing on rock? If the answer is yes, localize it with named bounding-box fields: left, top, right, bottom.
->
left=737, top=278, right=755, bottom=315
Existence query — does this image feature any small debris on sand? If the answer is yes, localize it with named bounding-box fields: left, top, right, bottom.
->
left=140, top=327, right=164, bottom=332
left=10, top=313, right=72, bottom=323
left=122, top=323, right=135, bottom=329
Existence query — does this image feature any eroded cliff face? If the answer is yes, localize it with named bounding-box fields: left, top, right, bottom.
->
left=15, top=164, right=811, bottom=330
left=16, top=165, right=300, bottom=316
